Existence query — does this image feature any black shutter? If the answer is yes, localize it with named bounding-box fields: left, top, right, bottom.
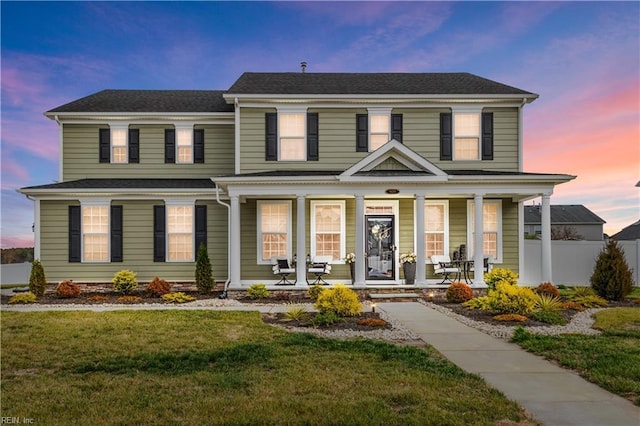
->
left=391, top=114, right=403, bottom=143
left=307, top=113, right=319, bottom=161
left=440, top=113, right=452, bottom=161
left=356, top=114, right=368, bottom=152
left=153, top=205, right=166, bottom=262
left=195, top=205, right=207, bottom=252
left=194, top=129, right=205, bottom=163
left=68, top=206, right=81, bottom=263
left=265, top=113, right=277, bottom=161
left=128, top=129, right=139, bottom=164
left=99, top=128, right=110, bottom=163
left=165, top=129, right=175, bottom=163
left=110, top=205, right=123, bottom=262
left=481, top=112, right=494, bottom=160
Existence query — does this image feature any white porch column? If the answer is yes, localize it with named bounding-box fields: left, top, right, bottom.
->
left=541, top=194, right=553, bottom=283
left=229, top=195, right=242, bottom=288
left=295, top=195, right=307, bottom=287
left=354, top=195, right=366, bottom=288
left=473, top=194, right=485, bottom=286
left=415, top=194, right=427, bottom=287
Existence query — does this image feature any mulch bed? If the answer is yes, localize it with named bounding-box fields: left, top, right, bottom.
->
left=262, top=311, right=391, bottom=331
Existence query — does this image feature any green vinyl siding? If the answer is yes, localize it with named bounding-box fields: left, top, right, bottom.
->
left=62, top=124, right=234, bottom=181
left=39, top=199, right=228, bottom=283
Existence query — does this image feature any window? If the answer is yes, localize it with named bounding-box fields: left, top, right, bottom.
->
left=454, top=113, right=480, bottom=160
left=82, top=205, right=109, bottom=262
left=279, top=113, right=306, bottom=161
left=311, top=201, right=345, bottom=262
left=257, top=201, right=291, bottom=263
left=425, top=201, right=449, bottom=259
left=111, top=128, right=127, bottom=163
left=468, top=200, right=502, bottom=261
left=370, top=114, right=390, bottom=151
left=176, top=128, right=193, bottom=164
left=167, top=205, right=193, bottom=261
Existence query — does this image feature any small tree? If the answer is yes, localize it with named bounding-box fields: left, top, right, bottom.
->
left=590, top=239, right=633, bottom=301
left=195, top=243, right=214, bottom=294
left=29, top=260, right=47, bottom=297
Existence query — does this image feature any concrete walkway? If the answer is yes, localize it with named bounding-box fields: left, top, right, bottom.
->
left=378, top=302, right=640, bottom=426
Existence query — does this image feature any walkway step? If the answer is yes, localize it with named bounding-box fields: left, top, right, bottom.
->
left=369, top=293, right=421, bottom=301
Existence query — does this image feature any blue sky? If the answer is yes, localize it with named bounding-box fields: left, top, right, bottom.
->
left=1, top=1, right=639, bottom=247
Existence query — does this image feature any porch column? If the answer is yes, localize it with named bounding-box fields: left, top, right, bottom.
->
left=229, top=195, right=241, bottom=288
left=354, top=195, right=366, bottom=288
left=295, top=195, right=307, bottom=287
left=541, top=194, right=553, bottom=283
left=473, top=194, right=485, bottom=286
left=415, top=194, right=427, bottom=287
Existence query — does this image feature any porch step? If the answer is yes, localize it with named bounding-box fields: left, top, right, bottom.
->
left=369, top=292, right=422, bottom=301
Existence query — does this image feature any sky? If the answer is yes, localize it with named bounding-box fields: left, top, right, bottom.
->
left=1, top=1, right=639, bottom=248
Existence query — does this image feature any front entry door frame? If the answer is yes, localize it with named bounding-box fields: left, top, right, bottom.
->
left=364, top=200, right=399, bottom=283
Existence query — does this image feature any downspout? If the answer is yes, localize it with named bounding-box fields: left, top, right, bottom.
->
left=23, top=194, right=40, bottom=260
left=54, top=115, right=63, bottom=181
left=215, top=185, right=231, bottom=299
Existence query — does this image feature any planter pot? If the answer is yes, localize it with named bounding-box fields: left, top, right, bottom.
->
left=403, top=262, right=416, bottom=284
left=349, top=262, right=355, bottom=283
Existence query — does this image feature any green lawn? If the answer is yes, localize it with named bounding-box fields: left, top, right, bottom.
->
left=1, top=310, right=534, bottom=425
left=512, top=307, right=640, bottom=405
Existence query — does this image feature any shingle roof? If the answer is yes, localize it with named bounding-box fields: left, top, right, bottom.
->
left=47, top=90, right=233, bottom=113
left=227, top=72, right=536, bottom=96
left=610, top=220, right=640, bottom=240
left=524, top=205, right=606, bottom=225
left=217, top=170, right=559, bottom=178
left=21, top=178, right=215, bottom=191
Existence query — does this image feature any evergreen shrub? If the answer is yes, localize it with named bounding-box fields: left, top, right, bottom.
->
left=590, top=240, right=633, bottom=301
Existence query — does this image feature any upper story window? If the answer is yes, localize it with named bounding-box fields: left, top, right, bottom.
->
left=176, top=128, right=193, bottom=164
left=454, top=113, right=480, bottom=160
left=265, top=112, right=318, bottom=162
left=165, top=126, right=204, bottom=164
left=356, top=110, right=402, bottom=152
left=279, top=113, right=306, bottom=161
left=440, top=111, right=493, bottom=161
left=111, top=128, right=128, bottom=163
left=370, top=114, right=390, bottom=151
left=99, top=126, right=139, bottom=164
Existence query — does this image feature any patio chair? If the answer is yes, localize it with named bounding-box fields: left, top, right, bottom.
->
left=307, top=255, right=332, bottom=285
left=272, top=257, right=295, bottom=285
left=431, top=255, right=460, bottom=284
left=469, top=255, right=495, bottom=274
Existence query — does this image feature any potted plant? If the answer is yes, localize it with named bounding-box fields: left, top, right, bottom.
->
left=399, top=252, right=417, bottom=284
left=344, top=252, right=356, bottom=282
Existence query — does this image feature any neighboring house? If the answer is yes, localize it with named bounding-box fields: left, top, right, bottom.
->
left=19, top=71, right=574, bottom=288
left=611, top=220, right=640, bottom=241
left=524, top=205, right=606, bottom=241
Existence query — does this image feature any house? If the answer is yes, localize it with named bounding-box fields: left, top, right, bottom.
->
left=524, top=204, right=605, bottom=240
left=19, top=71, right=575, bottom=289
left=610, top=220, right=640, bottom=241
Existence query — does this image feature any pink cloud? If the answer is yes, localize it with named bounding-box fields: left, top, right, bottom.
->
left=0, top=235, right=34, bottom=249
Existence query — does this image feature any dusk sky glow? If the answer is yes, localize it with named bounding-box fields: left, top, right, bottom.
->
left=1, top=1, right=639, bottom=248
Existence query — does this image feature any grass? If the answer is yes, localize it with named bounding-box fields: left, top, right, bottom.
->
left=557, top=285, right=640, bottom=301
left=512, top=307, right=640, bottom=405
left=0, top=310, right=534, bottom=425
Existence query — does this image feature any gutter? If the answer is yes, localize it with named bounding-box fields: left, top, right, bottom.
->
left=214, top=185, right=231, bottom=299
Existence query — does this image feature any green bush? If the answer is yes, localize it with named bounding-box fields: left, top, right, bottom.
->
left=590, top=239, right=634, bottom=301
left=29, top=260, right=47, bottom=297
left=195, top=243, right=214, bottom=294
left=284, top=304, right=308, bottom=322
left=308, top=284, right=326, bottom=301
left=9, top=292, right=37, bottom=304
left=534, top=293, right=563, bottom=313
left=314, top=284, right=362, bottom=317
left=445, top=282, right=474, bottom=303
left=484, top=268, right=518, bottom=289
left=529, top=310, right=567, bottom=325
left=312, top=311, right=341, bottom=326
left=56, top=280, right=81, bottom=298
left=247, top=284, right=269, bottom=299
left=464, top=282, right=537, bottom=315
left=572, top=295, right=609, bottom=308
left=571, top=286, right=596, bottom=298
left=112, top=269, right=138, bottom=295
left=161, top=292, right=195, bottom=303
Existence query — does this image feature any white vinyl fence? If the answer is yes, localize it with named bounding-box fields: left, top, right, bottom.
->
left=521, top=240, right=640, bottom=286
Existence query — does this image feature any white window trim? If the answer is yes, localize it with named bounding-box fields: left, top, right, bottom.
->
left=452, top=107, right=482, bottom=161
left=367, top=107, right=392, bottom=152
left=466, top=199, right=503, bottom=263
left=109, top=123, right=129, bottom=164
left=424, top=200, right=449, bottom=264
left=310, top=200, right=346, bottom=264
left=80, top=199, right=111, bottom=263
left=256, top=200, right=292, bottom=265
left=174, top=123, right=194, bottom=164
left=165, top=199, right=195, bottom=263
left=277, top=107, right=307, bottom=162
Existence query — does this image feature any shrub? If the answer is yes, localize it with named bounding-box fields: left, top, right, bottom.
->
left=247, top=284, right=269, bottom=299
left=493, top=314, right=528, bottom=322
left=357, top=318, right=388, bottom=327
left=195, top=243, right=214, bottom=294
left=308, top=284, right=326, bottom=301
left=116, top=295, right=142, bottom=303
left=464, top=282, right=537, bottom=315
left=534, top=293, right=563, bottom=313
left=561, top=301, right=586, bottom=311
left=162, top=292, right=196, bottom=303
left=146, top=276, right=171, bottom=297
left=284, top=304, right=308, bottom=321
left=529, top=310, right=567, bottom=325
left=314, top=284, right=362, bottom=317
left=571, top=286, right=596, bottom=298
left=312, top=311, right=341, bottom=326
left=445, top=282, right=474, bottom=303
left=28, top=260, right=47, bottom=297
left=572, top=295, right=608, bottom=308
left=112, top=269, right=138, bottom=295
left=484, top=268, right=518, bottom=289
left=87, top=295, right=109, bottom=303
left=590, top=239, right=634, bottom=301
left=55, top=280, right=81, bottom=298
left=9, top=292, right=37, bottom=304
left=535, top=282, right=559, bottom=298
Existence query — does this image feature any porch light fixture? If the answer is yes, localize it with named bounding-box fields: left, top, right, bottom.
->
left=385, top=189, right=400, bottom=195
left=371, top=303, right=377, bottom=313
left=428, top=292, right=435, bottom=301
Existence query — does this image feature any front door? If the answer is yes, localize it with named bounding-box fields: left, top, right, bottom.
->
left=365, top=215, right=395, bottom=280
